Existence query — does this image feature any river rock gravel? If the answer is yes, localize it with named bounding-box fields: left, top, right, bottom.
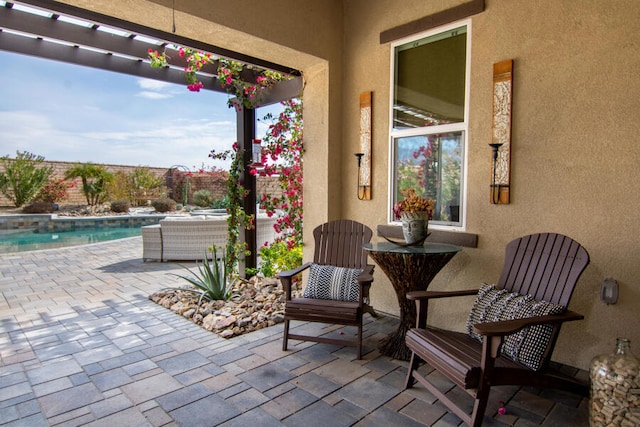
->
left=148, top=276, right=302, bottom=339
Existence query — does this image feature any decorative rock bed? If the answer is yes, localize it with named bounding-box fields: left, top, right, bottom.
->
left=148, top=276, right=303, bottom=339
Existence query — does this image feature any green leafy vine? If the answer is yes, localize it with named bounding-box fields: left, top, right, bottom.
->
left=209, top=143, right=253, bottom=275
left=148, top=47, right=289, bottom=109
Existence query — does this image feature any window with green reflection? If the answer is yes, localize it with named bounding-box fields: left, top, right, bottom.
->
left=390, top=23, right=469, bottom=228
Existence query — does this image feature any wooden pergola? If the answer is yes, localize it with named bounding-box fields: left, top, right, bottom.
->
left=0, top=0, right=303, bottom=273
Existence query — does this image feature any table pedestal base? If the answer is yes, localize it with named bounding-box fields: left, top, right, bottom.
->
left=379, top=322, right=412, bottom=361
left=366, top=247, right=458, bottom=361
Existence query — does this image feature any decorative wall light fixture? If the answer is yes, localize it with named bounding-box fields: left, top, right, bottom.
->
left=250, top=138, right=263, bottom=169
left=354, top=153, right=369, bottom=200
left=489, top=142, right=504, bottom=203
left=489, top=59, right=513, bottom=204
left=356, top=91, right=372, bottom=200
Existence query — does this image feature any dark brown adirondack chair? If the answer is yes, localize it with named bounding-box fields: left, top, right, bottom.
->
left=278, top=220, right=375, bottom=359
left=404, top=233, right=590, bottom=427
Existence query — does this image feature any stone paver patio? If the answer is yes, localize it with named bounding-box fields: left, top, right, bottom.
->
left=0, top=237, right=589, bottom=426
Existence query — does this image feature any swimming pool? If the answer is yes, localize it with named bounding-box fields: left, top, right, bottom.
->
left=0, top=227, right=142, bottom=254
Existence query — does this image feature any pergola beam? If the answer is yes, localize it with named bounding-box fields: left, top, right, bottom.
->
left=7, top=0, right=300, bottom=76
left=0, top=5, right=265, bottom=84
left=0, top=30, right=220, bottom=89
left=0, top=1, right=303, bottom=103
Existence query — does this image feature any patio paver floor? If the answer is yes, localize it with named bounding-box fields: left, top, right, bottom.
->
left=0, top=237, right=589, bottom=426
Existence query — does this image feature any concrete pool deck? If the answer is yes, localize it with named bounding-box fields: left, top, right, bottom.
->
left=0, top=237, right=590, bottom=426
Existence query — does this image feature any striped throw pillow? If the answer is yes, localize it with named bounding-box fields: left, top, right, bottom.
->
left=466, top=283, right=565, bottom=371
left=303, top=263, right=363, bottom=302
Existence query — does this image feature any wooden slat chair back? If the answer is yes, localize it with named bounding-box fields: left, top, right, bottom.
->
left=312, top=220, right=372, bottom=269
left=498, top=233, right=588, bottom=306
left=278, top=220, right=375, bottom=359
left=404, top=233, right=590, bottom=427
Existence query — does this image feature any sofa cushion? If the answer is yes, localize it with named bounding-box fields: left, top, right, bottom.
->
left=161, top=215, right=206, bottom=221
left=303, top=263, right=363, bottom=302
left=466, top=283, right=565, bottom=371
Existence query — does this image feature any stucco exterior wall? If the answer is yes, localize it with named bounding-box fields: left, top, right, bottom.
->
left=57, top=0, right=640, bottom=370
left=341, top=0, right=640, bottom=370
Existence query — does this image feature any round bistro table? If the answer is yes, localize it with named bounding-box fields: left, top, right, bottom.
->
left=363, top=241, right=462, bottom=361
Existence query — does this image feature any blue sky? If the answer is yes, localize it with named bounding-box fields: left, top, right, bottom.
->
left=0, top=50, right=280, bottom=170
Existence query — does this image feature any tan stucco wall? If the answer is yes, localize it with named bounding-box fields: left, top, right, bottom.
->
left=59, top=0, right=640, bottom=370
left=341, top=0, right=640, bottom=370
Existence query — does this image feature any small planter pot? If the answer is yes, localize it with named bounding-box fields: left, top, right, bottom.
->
left=400, top=211, right=429, bottom=245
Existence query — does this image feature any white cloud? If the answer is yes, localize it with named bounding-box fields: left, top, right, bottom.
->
left=0, top=55, right=285, bottom=172
left=135, top=78, right=177, bottom=100
left=137, top=79, right=172, bottom=91
left=0, top=110, right=236, bottom=169
left=136, top=91, right=172, bottom=100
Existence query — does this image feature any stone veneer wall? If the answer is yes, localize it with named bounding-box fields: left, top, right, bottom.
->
left=0, top=214, right=164, bottom=232
left=0, top=160, right=282, bottom=207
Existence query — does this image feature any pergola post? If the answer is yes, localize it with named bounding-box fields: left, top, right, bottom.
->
left=237, top=106, right=257, bottom=278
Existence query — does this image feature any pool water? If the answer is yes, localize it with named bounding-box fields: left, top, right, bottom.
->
left=0, top=227, right=142, bottom=254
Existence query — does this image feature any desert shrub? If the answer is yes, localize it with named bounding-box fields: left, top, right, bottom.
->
left=0, top=151, right=54, bottom=207
left=106, top=171, right=132, bottom=202
left=106, top=169, right=166, bottom=205
left=23, top=202, right=55, bottom=213
left=35, top=177, right=74, bottom=203
left=131, top=168, right=164, bottom=190
left=211, top=195, right=229, bottom=209
left=169, top=247, right=236, bottom=303
left=111, top=200, right=131, bottom=213
left=257, top=241, right=303, bottom=278
left=152, top=197, right=176, bottom=212
left=193, top=189, right=214, bottom=207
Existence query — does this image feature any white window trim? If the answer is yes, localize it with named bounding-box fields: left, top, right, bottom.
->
left=387, top=19, right=472, bottom=231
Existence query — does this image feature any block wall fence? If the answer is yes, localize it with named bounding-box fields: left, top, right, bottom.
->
left=0, top=160, right=282, bottom=207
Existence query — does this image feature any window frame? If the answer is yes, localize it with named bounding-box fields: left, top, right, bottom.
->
left=388, top=19, right=471, bottom=231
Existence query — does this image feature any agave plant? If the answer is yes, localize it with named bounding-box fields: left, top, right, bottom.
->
left=170, top=246, right=236, bottom=304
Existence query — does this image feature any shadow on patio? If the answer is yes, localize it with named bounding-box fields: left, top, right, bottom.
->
left=0, top=238, right=588, bottom=426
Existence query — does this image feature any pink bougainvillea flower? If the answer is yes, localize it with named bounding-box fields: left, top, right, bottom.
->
left=498, top=401, right=506, bottom=415
left=186, top=81, right=204, bottom=92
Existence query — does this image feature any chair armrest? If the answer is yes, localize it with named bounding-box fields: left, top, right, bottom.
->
left=278, top=262, right=312, bottom=300
left=278, top=262, right=312, bottom=280
left=356, top=273, right=373, bottom=284
left=356, top=265, right=374, bottom=285
left=472, top=310, right=584, bottom=337
left=409, top=289, right=478, bottom=329
left=406, top=289, right=478, bottom=301
left=356, top=265, right=375, bottom=309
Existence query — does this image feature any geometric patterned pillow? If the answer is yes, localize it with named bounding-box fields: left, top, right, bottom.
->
left=466, top=283, right=565, bottom=371
left=303, top=263, right=363, bottom=302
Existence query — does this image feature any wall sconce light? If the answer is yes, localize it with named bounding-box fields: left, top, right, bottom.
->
left=600, top=278, right=619, bottom=305
left=357, top=91, right=372, bottom=200
left=249, top=138, right=263, bottom=169
left=489, top=143, right=504, bottom=204
left=354, top=153, right=369, bottom=200
left=489, top=59, right=514, bottom=204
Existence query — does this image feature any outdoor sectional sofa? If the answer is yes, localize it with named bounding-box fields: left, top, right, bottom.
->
left=141, top=213, right=279, bottom=262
